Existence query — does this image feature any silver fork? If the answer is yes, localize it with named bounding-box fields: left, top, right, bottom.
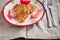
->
left=42, top=0, right=51, bottom=28
left=36, top=0, right=50, bottom=34
left=47, top=0, right=57, bottom=27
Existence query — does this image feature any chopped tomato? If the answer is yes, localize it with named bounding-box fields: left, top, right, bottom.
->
left=20, top=0, right=31, bottom=5
left=8, top=10, right=15, bottom=19
left=31, top=8, right=40, bottom=19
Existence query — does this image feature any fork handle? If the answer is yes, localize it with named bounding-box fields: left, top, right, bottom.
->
left=46, top=10, right=51, bottom=28
left=42, top=0, right=51, bottom=28
left=48, top=7, right=57, bottom=27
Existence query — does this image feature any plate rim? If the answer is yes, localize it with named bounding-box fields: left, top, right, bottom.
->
left=2, top=0, right=46, bottom=27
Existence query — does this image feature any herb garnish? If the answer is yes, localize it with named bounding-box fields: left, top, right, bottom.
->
left=31, top=19, right=36, bottom=22
left=34, top=0, right=38, bottom=4
left=21, top=8, right=26, bottom=13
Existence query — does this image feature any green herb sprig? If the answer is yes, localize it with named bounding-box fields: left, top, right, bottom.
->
left=21, top=8, right=26, bottom=13
left=34, top=0, right=38, bottom=4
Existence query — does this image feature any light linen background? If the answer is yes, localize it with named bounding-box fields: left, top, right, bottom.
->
left=0, top=0, right=60, bottom=40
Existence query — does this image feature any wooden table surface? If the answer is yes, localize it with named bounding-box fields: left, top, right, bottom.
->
left=0, top=0, right=60, bottom=40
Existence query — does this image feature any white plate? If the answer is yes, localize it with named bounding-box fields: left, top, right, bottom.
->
left=2, top=0, right=46, bottom=27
